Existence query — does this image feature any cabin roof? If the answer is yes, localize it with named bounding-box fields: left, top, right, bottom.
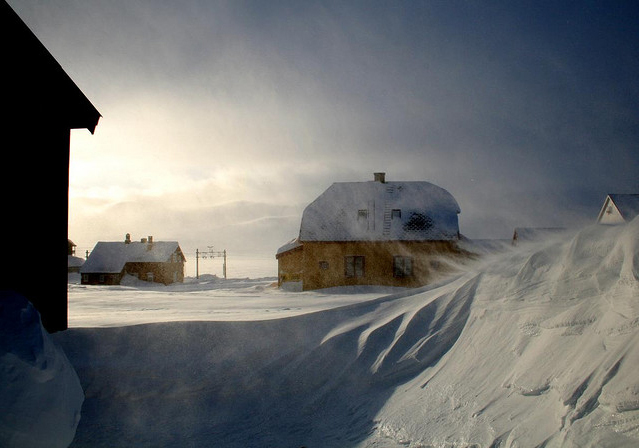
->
left=299, top=180, right=460, bottom=242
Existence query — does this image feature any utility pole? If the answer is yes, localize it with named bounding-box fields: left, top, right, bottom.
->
left=196, top=247, right=227, bottom=279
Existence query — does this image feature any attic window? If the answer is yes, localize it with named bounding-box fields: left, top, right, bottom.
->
left=403, top=213, right=434, bottom=233
left=358, top=209, right=368, bottom=221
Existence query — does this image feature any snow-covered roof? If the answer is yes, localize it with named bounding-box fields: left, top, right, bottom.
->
left=298, top=180, right=460, bottom=242
left=276, top=238, right=303, bottom=256
left=81, top=241, right=183, bottom=274
left=608, top=194, right=639, bottom=222
left=67, top=255, right=85, bottom=268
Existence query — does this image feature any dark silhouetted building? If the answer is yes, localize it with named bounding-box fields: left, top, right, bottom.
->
left=2, top=1, right=101, bottom=332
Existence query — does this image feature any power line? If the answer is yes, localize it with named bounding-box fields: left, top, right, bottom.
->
left=195, top=247, right=227, bottom=279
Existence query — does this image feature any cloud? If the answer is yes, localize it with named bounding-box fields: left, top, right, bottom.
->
left=11, top=0, right=638, bottom=249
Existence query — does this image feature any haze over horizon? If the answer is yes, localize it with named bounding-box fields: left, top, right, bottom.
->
left=9, top=0, right=638, bottom=256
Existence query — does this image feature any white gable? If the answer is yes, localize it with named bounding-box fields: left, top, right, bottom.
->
left=299, top=180, right=460, bottom=242
left=597, top=194, right=639, bottom=225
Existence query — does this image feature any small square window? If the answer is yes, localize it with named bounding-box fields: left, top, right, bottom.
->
left=391, top=209, right=401, bottom=219
left=319, top=261, right=329, bottom=270
left=393, top=256, right=413, bottom=278
left=358, top=209, right=368, bottom=221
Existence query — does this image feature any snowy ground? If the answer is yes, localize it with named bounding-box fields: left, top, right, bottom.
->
left=66, top=274, right=406, bottom=327
left=23, top=220, right=639, bottom=447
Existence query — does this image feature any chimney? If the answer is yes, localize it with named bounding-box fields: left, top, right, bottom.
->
left=125, top=233, right=131, bottom=244
left=147, top=235, right=153, bottom=251
left=374, top=172, right=386, bottom=183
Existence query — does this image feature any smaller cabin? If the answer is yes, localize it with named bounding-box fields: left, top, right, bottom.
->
left=68, top=239, right=77, bottom=256
left=597, top=194, right=639, bottom=225
left=68, top=255, right=84, bottom=273
left=81, top=235, right=186, bottom=285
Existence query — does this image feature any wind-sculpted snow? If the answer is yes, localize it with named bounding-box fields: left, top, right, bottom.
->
left=53, top=220, right=639, bottom=447
left=374, top=220, right=639, bottom=447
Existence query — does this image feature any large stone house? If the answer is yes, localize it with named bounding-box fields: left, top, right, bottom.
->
left=81, top=235, right=186, bottom=285
left=276, top=173, right=467, bottom=291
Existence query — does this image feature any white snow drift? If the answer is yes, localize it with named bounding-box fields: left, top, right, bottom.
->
left=7, top=219, right=639, bottom=447
left=0, top=293, right=84, bottom=448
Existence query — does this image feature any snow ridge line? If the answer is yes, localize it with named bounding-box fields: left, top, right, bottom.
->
left=317, top=272, right=481, bottom=385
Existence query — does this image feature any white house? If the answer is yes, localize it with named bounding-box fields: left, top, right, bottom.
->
left=597, top=194, right=639, bottom=225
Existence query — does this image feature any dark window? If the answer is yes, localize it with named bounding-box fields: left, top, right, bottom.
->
left=403, top=213, right=434, bottom=233
left=319, top=261, right=329, bottom=270
left=391, top=209, right=401, bottom=219
left=393, top=256, right=413, bottom=277
left=345, top=256, right=365, bottom=278
left=358, top=209, right=370, bottom=231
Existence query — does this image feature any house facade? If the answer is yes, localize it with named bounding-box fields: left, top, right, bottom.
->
left=276, top=173, right=467, bottom=291
left=81, top=235, right=186, bottom=285
left=597, top=194, right=639, bottom=225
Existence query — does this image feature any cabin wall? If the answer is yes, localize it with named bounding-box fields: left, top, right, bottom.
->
left=81, top=272, right=123, bottom=285
left=277, top=248, right=304, bottom=287
left=300, top=240, right=464, bottom=290
left=125, top=261, right=184, bottom=285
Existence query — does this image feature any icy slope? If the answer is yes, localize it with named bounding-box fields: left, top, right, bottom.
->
left=53, top=220, right=639, bottom=447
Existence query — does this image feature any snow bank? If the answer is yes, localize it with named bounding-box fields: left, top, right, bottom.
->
left=373, top=220, right=639, bottom=447
left=52, top=220, right=639, bottom=447
left=0, top=293, right=84, bottom=448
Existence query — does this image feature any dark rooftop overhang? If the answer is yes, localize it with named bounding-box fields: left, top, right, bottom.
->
left=3, top=0, right=101, bottom=134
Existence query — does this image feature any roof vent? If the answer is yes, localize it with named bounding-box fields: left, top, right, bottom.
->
left=374, top=172, right=386, bottom=183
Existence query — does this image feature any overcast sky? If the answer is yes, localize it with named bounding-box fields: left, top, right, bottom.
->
left=10, top=0, right=639, bottom=256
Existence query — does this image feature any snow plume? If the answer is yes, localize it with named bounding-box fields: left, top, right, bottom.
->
left=0, top=293, right=84, bottom=448
left=53, top=219, right=639, bottom=447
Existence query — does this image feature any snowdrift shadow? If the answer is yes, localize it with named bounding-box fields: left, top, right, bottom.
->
left=54, top=275, right=479, bottom=448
